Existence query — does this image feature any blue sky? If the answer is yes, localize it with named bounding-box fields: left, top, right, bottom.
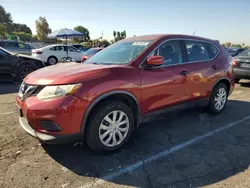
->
left=1, top=0, right=250, bottom=44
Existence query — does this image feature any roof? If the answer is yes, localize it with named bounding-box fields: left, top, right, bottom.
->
left=123, top=34, right=215, bottom=42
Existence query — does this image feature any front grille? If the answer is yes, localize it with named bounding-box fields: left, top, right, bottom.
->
left=18, top=82, right=41, bottom=101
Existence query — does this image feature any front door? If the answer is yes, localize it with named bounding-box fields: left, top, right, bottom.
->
left=67, top=46, right=83, bottom=61
left=140, top=40, right=189, bottom=115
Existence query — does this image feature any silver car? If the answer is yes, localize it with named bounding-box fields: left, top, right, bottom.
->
left=0, top=40, right=32, bottom=55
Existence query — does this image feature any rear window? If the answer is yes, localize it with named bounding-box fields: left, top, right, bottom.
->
left=238, top=49, right=250, bottom=56
left=84, top=48, right=100, bottom=56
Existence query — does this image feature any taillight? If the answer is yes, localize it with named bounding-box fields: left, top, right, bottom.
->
left=233, top=60, right=237, bottom=67
left=33, top=51, right=43, bottom=54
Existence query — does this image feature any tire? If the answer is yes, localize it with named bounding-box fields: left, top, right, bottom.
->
left=207, top=83, right=228, bottom=114
left=15, top=64, right=37, bottom=82
left=85, top=101, right=135, bottom=152
left=47, top=56, right=58, bottom=65
left=235, top=79, right=240, bottom=83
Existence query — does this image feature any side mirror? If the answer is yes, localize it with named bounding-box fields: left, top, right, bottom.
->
left=147, top=56, right=163, bottom=66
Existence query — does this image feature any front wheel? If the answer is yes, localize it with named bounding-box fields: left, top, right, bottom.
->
left=207, top=83, right=228, bottom=114
left=15, top=64, right=37, bottom=82
left=85, top=101, right=134, bottom=152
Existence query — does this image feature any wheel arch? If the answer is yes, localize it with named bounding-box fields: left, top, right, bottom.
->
left=47, top=56, right=58, bottom=63
left=211, top=77, right=231, bottom=97
left=80, top=90, right=141, bottom=134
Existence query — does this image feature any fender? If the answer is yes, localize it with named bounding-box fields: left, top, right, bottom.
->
left=80, top=90, right=140, bottom=133
left=209, top=77, right=231, bottom=98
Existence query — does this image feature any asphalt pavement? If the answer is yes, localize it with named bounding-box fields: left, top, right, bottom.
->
left=0, top=80, right=250, bottom=188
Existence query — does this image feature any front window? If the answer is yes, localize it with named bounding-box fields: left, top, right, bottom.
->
left=85, top=41, right=152, bottom=65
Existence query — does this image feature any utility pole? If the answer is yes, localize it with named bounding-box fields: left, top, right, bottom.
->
left=101, top=30, right=103, bottom=39
left=192, top=31, right=196, bottom=36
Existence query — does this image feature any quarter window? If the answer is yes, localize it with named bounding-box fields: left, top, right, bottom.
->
left=185, top=41, right=210, bottom=62
left=153, top=40, right=183, bottom=66
left=209, top=43, right=219, bottom=58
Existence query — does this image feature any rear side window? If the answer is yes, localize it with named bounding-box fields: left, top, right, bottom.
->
left=0, top=41, right=6, bottom=47
left=50, top=46, right=66, bottom=51
left=185, top=40, right=210, bottom=62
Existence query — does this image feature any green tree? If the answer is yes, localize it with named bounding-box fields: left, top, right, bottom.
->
left=12, top=23, right=32, bottom=34
left=221, top=43, right=226, bottom=47
left=0, top=5, right=13, bottom=34
left=13, top=31, right=32, bottom=41
left=74, top=26, right=90, bottom=41
left=0, top=24, right=7, bottom=38
left=113, top=31, right=116, bottom=39
left=35, top=16, right=51, bottom=41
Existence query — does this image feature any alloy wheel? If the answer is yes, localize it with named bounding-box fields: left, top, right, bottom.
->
left=20, top=67, right=34, bottom=80
left=214, top=87, right=227, bottom=110
left=99, top=110, right=129, bottom=147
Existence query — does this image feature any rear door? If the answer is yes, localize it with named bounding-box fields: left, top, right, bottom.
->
left=140, top=40, right=190, bottom=114
left=67, top=46, right=83, bottom=61
left=182, top=40, right=220, bottom=101
left=49, top=46, right=67, bottom=61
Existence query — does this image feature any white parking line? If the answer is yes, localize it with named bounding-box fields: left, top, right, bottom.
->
left=81, top=115, right=250, bottom=188
left=0, top=111, right=16, bottom=116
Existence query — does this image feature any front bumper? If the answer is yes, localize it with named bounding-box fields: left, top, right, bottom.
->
left=19, top=116, right=82, bottom=143
left=233, top=67, right=250, bottom=79
left=16, top=94, right=90, bottom=143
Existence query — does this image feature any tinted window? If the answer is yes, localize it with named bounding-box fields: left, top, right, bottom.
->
left=239, top=49, right=250, bottom=56
left=153, top=40, right=183, bottom=66
left=185, top=40, right=210, bottom=62
left=6, top=42, right=18, bottom=48
left=50, top=46, right=66, bottom=51
left=0, top=41, right=6, bottom=47
left=209, top=43, right=219, bottom=58
left=0, top=49, right=9, bottom=59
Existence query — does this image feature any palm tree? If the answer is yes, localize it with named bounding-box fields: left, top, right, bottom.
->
left=117, top=31, right=121, bottom=39
left=113, top=31, right=116, bottom=39
left=123, top=30, right=126, bottom=38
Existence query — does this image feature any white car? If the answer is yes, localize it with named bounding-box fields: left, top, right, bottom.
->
left=31, top=44, right=85, bottom=64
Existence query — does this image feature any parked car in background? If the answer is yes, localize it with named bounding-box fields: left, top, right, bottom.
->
left=233, top=49, right=250, bottom=83
left=0, top=40, right=32, bottom=55
left=32, top=44, right=85, bottom=64
left=16, top=34, right=234, bottom=152
left=225, top=47, right=246, bottom=57
left=0, top=47, right=45, bottom=82
left=70, top=44, right=89, bottom=52
left=81, top=47, right=103, bottom=62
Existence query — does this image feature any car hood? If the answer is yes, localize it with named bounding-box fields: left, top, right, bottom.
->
left=24, top=63, right=118, bottom=85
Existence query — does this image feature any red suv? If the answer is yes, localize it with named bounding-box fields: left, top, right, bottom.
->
left=16, top=34, right=235, bottom=152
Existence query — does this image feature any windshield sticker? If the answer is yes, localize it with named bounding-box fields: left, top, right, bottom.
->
left=132, top=42, right=149, bottom=46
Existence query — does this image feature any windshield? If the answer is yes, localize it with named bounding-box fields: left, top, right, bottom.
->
left=85, top=41, right=151, bottom=65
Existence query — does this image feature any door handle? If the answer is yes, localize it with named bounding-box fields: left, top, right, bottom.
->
left=211, top=64, right=218, bottom=70
left=180, top=70, right=189, bottom=76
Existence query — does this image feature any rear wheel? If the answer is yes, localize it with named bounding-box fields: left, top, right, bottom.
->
left=47, top=56, right=58, bottom=65
left=207, top=83, right=228, bottom=114
left=85, top=101, right=134, bottom=152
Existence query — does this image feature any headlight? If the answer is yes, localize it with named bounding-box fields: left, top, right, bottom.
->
left=37, top=84, right=82, bottom=100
